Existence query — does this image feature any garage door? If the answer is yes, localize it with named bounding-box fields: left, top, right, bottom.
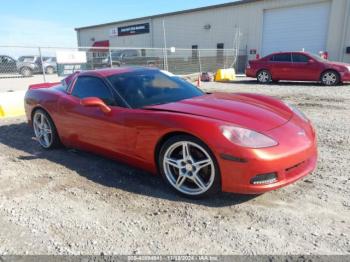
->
left=262, top=2, right=330, bottom=56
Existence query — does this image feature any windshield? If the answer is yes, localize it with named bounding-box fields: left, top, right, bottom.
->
left=309, top=53, right=326, bottom=62
left=43, top=57, right=55, bottom=62
left=107, top=69, right=204, bottom=108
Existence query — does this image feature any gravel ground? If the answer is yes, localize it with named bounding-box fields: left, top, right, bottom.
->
left=0, top=80, right=349, bottom=255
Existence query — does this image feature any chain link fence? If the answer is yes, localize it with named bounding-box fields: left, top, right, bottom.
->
left=0, top=45, right=247, bottom=91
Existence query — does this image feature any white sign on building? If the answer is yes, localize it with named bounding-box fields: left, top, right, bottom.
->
left=110, top=28, right=118, bottom=37
left=56, top=51, right=87, bottom=64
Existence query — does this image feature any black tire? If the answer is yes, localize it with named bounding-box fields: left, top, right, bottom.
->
left=20, top=67, right=33, bottom=77
left=32, top=109, right=61, bottom=149
left=257, top=70, right=272, bottom=84
left=321, top=70, right=340, bottom=86
left=46, top=66, right=55, bottom=74
left=158, top=135, right=221, bottom=198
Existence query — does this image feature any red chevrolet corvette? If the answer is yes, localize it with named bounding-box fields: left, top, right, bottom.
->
left=25, top=67, right=317, bottom=198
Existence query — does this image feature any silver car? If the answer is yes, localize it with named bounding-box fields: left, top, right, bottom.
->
left=17, top=56, right=57, bottom=77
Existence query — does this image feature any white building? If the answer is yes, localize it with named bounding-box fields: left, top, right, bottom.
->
left=75, top=0, right=350, bottom=63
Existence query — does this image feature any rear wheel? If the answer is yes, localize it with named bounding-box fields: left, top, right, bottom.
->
left=32, top=109, right=60, bottom=149
left=321, top=70, right=340, bottom=86
left=257, top=70, right=272, bottom=84
left=158, top=135, right=221, bottom=198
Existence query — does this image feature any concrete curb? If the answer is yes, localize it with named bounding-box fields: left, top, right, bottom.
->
left=0, top=91, right=26, bottom=118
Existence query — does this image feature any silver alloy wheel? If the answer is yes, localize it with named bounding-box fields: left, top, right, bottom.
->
left=258, top=71, right=270, bottom=83
left=322, top=72, right=337, bottom=85
left=33, top=112, right=53, bottom=148
left=21, top=68, right=31, bottom=77
left=163, top=141, right=215, bottom=196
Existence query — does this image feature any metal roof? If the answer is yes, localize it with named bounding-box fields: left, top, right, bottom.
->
left=75, top=0, right=261, bottom=30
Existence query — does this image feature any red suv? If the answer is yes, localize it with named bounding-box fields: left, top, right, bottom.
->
left=246, top=52, right=350, bottom=86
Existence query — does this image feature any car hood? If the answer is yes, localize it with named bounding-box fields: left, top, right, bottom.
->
left=145, top=93, right=293, bottom=132
left=324, top=61, right=349, bottom=68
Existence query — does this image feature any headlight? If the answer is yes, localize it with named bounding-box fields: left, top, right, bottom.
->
left=221, top=126, right=278, bottom=148
left=286, top=103, right=308, bottom=122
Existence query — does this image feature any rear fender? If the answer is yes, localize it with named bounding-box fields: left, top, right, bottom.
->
left=28, top=82, right=61, bottom=90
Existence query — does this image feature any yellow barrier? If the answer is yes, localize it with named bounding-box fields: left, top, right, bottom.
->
left=215, top=68, right=236, bottom=82
left=0, top=91, right=26, bottom=118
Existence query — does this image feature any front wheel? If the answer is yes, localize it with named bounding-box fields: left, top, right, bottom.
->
left=321, top=70, right=340, bottom=86
left=257, top=70, right=272, bottom=84
left=20, top=67, right=33, bottom=77
left=158, top=135, right=221, bottom=198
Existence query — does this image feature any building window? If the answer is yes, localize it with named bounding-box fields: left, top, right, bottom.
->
left=192, top=45, right=198, bottom=60
left=217, top=43, right=224, bottom=64
left=217, top=43, right=224, bottom=49
left=141, top=49, right=146, bottom=57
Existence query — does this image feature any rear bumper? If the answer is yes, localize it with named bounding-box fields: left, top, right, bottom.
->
left=217, top=117, right=318, bottom=194
left=340, top=71, right=350, bottom=82
left=245, top=68, right=257, bottom=78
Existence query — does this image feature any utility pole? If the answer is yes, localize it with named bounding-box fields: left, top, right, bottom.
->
left=230, top=26, right=241, bottom=68
left=162, top=19, right=168, bottom=71
left=38, top=47, right=46, bottom=83
left=109, top=49, right=113, bottom=68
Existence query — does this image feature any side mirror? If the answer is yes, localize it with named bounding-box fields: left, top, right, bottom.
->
left=308, top=59, right=315, bottom=63
left=80, top=97, right=111, bottom=114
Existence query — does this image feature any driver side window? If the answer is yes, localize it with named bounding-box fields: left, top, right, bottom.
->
left=71, top=76, right=116, bottom=106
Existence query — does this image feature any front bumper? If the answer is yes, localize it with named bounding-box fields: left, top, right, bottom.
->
left=217, top=117, right=318, bottom=194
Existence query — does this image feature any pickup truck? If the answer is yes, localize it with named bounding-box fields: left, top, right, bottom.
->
left=0, top=55, right=17, bottom=75
left=92, top=49, right=161, bottom=69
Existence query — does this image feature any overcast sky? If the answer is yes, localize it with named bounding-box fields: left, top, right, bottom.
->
left=0, top=0, right=234, bottom=47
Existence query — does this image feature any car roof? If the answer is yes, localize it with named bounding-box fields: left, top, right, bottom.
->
left=78, top=66, right=158, bottom=78
left=268, top=51, right=311, bottom=56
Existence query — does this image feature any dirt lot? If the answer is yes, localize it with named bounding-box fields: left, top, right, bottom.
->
left=0, top=80, right=349, bottom=255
